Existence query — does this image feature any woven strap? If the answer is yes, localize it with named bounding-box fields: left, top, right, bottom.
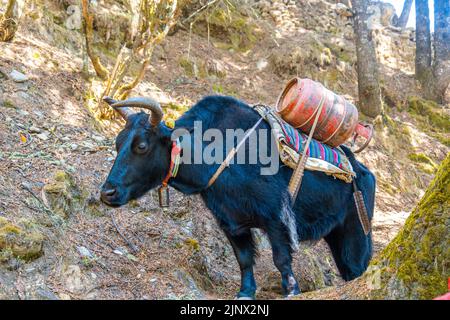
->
left=288, top=94, right=326, bottom=200
left=353, top=181, right=371, bottom=235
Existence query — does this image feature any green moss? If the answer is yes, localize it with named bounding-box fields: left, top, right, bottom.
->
left=436, top=135, right=450, bottom=147
left=0, top=217, right=44, bottom=261
left=377, top=114, right=413, bottom=157
left=43, top=170, right=84, bottom=218
left=163, top=102, right=190, bottom=124
left=408, top=153, right=438, bottom=174
left=184, top=238, right=200, bottom=251
left=193, top=4, right=260, bottom=52
left=408, top=153, right=437, bottom=166
left=179, top=56, right=196, bottom=77
left=2, top=99, right=15, bottom=109
left=369, top=155, right=450, bottom=299
left=408, top=96, right=450, bottom=133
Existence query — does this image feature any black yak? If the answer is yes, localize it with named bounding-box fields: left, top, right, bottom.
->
left=100, top=95, right=376, bottom=299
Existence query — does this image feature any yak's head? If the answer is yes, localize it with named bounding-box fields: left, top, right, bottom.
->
left=100, top=97, right=172, bottom=207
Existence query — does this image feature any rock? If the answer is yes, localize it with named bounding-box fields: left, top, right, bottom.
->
left=206, top=59, right=227, bottom=78
left=59, top=293, right=71, bottom=300
left=77, top=246, right=93, bottom=259
left=35, top=288, right=60, bottom=300
left=174, top=270, right=206, bottom=299
left=91, top=135, right=105, bottom=143
left=0, top=217, right=44, bottom=261
left=9, top=70, right=28, bottom=83
left=17, top=109, right=30, bottom=116
left=42, top=171, right=84, bottom=219
left=335, top=3, right=352, bottom=17
left=62, top=265, right=93, bottom=294
left=28, top=126, right=41, bottom=134
left=113, top=248, right=125, bottom=256
left=257, top=59, right=269, bottom=71
left=65, top=5, right=82, bottom=30
left=36, top=132, right=49, bottom=141
left=15, top=82, right=30, bottom=92
left=16, top=91, right=31, bottom=102
left=33, top=110, right=44, bottom=118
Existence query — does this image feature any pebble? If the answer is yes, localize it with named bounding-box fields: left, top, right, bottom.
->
left=36, top=132, right=49, bottom=141
left=10, top=70, right=28, bottom=83
left=59, top=293, right=71, bottom=300
left=256, top=59, right=268, bottom=71
left=33, top=110, right=44, bottom=118
left=29, top=126, right=42, bottom=134
left=113, top=249, right=124, bottom=256
left=15, top=82, right=29, bottom=92
left=36, top=288, right=60, bottom=300
left=77, top=246, right=93, bottom=259
left=92, top=135, right=105, bottom=143
left=17, top=109, right=30, bottom=116
left=17, top=91, right=31, bottom=100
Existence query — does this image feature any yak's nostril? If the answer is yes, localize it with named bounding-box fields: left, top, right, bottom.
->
left=102, top=188, right=117, bottom=197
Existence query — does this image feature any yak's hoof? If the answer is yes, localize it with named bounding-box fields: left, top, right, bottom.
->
left=236, top=296, right=255, bottom=300
left=236, top=292, right=256, bottom=300
left=284, top=289, right=301, bottom=299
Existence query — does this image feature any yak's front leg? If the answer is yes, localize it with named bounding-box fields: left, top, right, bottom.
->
left=267, top=225, right=300, bottom=297
left=224, top=229, right=257, bottom=299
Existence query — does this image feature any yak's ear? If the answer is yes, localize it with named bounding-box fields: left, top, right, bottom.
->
left=156, top=122, right=173, bottom=143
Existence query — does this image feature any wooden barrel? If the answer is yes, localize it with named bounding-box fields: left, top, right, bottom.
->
left=276, top=78, right=371, bottom=148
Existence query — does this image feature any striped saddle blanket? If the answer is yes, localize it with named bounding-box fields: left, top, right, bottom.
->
left=253, top=104, right=355, bottom=183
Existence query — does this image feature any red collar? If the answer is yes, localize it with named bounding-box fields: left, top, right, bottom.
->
left=162, top=139, right=182, bottom=187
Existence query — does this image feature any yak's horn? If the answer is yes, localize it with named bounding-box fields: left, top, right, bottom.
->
left=103, top=96, right=134, bottom=120
left=110, top=97, right=163, bottom=127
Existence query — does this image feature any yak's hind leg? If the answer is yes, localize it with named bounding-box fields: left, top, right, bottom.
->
left=325, top=212, right=373, bottom=281
left=224, top=229, right=258, bottom=299
left=266, top=223, right=301, bottom=297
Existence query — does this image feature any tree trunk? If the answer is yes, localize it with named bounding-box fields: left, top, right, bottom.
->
left=433, top=0, right=450, bottom=104
left=415, top=0, right=433, bottom=97
left=395, top=0, right=413, bottom=29
left=367, top=154, right=450, bottom=299
left=0, top=0, right=18, bottom=42
left=352, top=0, right=382, bottom=118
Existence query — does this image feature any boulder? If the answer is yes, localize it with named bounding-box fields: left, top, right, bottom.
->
left=0, top=217, right=44, bottom=261
left=42, top=171, right=84, bottom=219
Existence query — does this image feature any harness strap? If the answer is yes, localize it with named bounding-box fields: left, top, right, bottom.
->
left=288, top=94, right=326, bottom=200
left=207, top=114, right=266, bottom=188
left=353, top=181, right=371, bottom=236
left=162, top=139, right=182, bottom=187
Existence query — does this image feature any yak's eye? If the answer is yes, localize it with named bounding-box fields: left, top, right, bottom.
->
left=136, top=142, right=148, bottom=154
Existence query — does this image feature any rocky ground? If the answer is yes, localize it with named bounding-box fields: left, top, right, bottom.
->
left=0, top=0, right=448, bottom=300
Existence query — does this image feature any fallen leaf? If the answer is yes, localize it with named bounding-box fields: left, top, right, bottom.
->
left=19, top=132, right=28, bottom=144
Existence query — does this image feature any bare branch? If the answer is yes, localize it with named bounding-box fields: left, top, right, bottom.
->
left=81, top=0, right=109, bottom=80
